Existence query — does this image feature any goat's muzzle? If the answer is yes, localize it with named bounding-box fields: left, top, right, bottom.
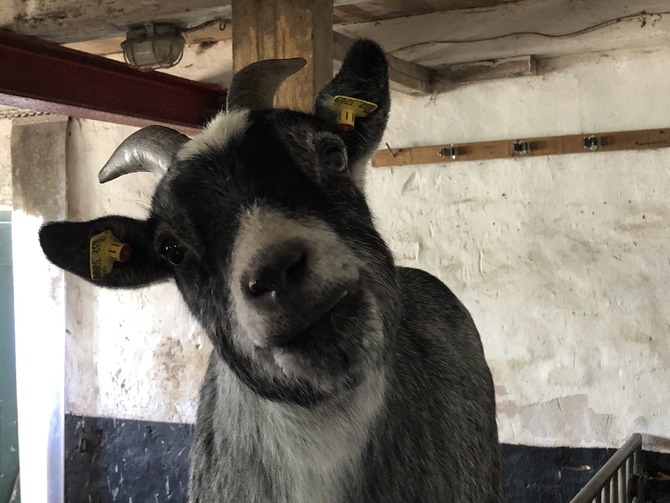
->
left=239, top=240, right=361, bottom=348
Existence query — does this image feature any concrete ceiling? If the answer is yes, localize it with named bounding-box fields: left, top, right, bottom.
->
left=2, top=0, right=670, bottom=92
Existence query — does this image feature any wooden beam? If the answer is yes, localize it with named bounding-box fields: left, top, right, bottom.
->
left=232, top=0, right=333, bottom=111
left=333, top=0, right=517, bottom=24
left=373, top=128, right=670, bottom=167
left=64, top=23, right=233, bottom=56
left=447, top=55, right=538, bottom=83
left=66, top=30, right=437, bottom=96
left=339, top=0, right=670, bottom=67
left=1, top=0, right=233, bottom=44
left=333, top=32, right=437, bottom=95
left=1, top=0, right=518, bottom=44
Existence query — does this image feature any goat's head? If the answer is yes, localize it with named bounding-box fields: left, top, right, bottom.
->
left=39, top=40, right=400, bottom=406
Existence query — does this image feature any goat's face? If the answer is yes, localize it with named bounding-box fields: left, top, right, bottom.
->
left=39, top=41, right=400, bottom=405
left=153, top=109, right=399, bottom=403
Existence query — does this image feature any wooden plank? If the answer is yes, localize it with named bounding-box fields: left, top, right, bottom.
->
left=63, top=22, right=234, bottom=55
left=232, top=0, right=333, bottom=111
left=332, top=0, right=517, bottom=23
left=66, top=29, right=435, bottom=96
left=5, top=0, right=360, bottom=45
left=185, top=22, right=233, bottom=44
left=333, top=32, right=437, bottom=94
left=448, top=55, right=538, bottom=83
left=333, top=3, right=379, bottom=23
left=0, top=0, right=525, bottom=44
left=339, top=0, right=670, bottom=67
left=5, top=0, right=403, bottom=45
left=64, top=37, right=126, bottom=57
left=64, top=21, right=230, bottom=56
left=1, top=0, right=234, bottom=44
left=373, top=128, right=670, bottom=167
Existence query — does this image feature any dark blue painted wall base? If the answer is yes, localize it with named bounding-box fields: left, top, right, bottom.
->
left=501, top=443, right=615, bottom=502
left=64, top=414, right=670, bottom=503
left=65, top=415, right=192, bottom=503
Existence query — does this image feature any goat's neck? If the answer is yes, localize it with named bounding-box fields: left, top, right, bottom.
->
left=214, top=359, right=387, bottom=501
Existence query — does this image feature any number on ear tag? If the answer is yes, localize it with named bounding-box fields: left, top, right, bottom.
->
left=330, top=95, right=378, bottom=132
left=90, top=230, right=132, bottom=280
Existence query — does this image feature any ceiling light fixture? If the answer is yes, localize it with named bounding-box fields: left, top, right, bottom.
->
left=122, top=22, right=185, bottom=71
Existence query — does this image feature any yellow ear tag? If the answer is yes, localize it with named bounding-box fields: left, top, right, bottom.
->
left=330, top=95, right=378, bottom=132
left=89, top=230, right=132, bottom=280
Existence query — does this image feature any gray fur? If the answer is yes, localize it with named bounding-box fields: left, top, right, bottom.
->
left=190, top=268, right=500, bottom=502
left=39, top=39, right=501, bottom=502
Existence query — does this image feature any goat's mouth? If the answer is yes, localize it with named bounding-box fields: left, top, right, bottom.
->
left=269, top=287, right=365, bottom=385
left=279, top=288, right=363, bottom=352
left=267, top=285, right=381, bottom=391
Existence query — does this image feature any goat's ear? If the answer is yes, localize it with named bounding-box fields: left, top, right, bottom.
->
left=314, top=39, right=390, bottom=169
left=39, top=216, right=171, bottom=288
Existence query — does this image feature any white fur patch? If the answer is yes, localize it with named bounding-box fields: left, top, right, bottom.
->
left=219, top=360, right=387, bottom=503
left=178, top=110, right=250, bottom=160
left=350, top=159, right=370, bottom=193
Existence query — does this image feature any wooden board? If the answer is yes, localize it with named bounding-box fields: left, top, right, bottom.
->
left=2, top=0, right=233, bottom=44
left=67, top=30, right=437, bottom=95
left=448, top=56, right=537, bottom=83
left=332, top=0, right=516, bottom=24
left=340, top=0, right=670, bottom=67
left=2, top=0, right=518, bottom=43
left=372, top=128, right=670, bottom=167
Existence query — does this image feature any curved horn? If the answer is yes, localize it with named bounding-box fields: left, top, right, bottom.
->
left=226, top=58, right=306, bottom=112
left=98, top=125, right=189, bottom=183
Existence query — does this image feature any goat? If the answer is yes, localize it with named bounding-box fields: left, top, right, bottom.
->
left=39, top=40, right=501, bottom=502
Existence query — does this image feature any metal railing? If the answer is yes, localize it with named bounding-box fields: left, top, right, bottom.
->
left=569, top=433, right=643, bottom=503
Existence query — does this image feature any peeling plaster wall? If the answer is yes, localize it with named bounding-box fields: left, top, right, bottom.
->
left=63, top=45, right=670, bottom=449
left=65, top=119, right=211, bottom=424
left=368, top=150, right=670, bottom=449
left=0, top=119, right=12, bottom=206
left=63, top=41, right=232, bottom=424
left=370, top=47, right=670, bottom=450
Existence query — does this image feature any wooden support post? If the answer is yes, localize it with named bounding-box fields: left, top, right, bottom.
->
left=232, top=0, right=333, bottom=111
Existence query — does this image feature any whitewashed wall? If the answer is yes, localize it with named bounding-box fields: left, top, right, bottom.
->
left=0, top=119, right=12, bottom=206
left=64, top=41, right=233, bottom=423
left=65, top=119, right=210, bottom=423
left=62, top=43, right=670, bottom=449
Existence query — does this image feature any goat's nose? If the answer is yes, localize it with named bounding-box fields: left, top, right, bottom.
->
left=246, top=247, right=308, bottom=298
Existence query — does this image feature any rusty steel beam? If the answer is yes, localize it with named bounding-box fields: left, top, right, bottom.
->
left=0, top=31, right=227, bottom=133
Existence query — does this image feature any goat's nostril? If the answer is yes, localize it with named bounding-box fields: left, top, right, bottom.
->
left=284, top=252, right=307, bottom=282
left=245, top=249, right=308, bottom=298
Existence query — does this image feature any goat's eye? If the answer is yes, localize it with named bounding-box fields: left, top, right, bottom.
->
left=320, top=145, right=346, bottom=172
left=161, top=241, right=186, bottom=265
